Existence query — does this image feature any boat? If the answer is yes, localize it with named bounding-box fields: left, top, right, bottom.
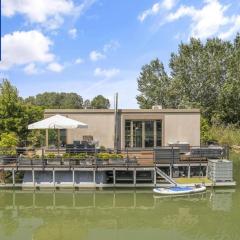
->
left=153, top=184, right=206, bottom=195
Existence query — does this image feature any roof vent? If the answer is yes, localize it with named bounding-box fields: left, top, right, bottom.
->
left=152, top=105, right=162, bottom=110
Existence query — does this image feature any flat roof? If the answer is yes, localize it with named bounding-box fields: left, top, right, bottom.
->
left=45, top=109, right=200, bottom=114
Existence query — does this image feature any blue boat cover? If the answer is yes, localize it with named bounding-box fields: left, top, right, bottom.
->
left=169, top=186, right=193, bottom=191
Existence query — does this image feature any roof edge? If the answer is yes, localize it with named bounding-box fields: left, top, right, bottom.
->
left=44, top=109, right=201, bottom=114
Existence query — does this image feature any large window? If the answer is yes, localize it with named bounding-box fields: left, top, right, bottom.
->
left=125, top=120, right=162, bottom=148
left=145, top=121, right=154, bottom=147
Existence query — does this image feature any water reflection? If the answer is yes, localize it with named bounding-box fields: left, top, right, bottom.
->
left=0, top=188, right=236, bottom=211
left=0, top=189, right=238, bottom=240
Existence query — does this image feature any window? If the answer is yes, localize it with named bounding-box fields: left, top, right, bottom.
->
left=125, top=120, right=131, bottom=148
left=133, top=121, right=142, bottom=148
left=145, top=121, right=154, bottom=147
left=125, top=120, right=162, bottom=148
left=156, top=120, right=162, bottom=147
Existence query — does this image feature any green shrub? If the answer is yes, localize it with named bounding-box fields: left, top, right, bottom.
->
left=46, top=153, right=56, bottom=159
left=97, top=153, right=124, bottom=160
left=99, top=146, right=106, bottom=152
left=63, top=153, right=71, bottom=159
left=74, top=153, right=88, bottom=159
left=0, top=133, right=19, bottom=147
left=97, top=153, right=110, bottom=160
left=0, top=149, right=16, bottom=156
left=208, top=125, right=240, bottom=146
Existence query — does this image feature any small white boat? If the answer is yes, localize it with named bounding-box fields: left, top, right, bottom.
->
left=153, top=184, right=206, bottom=195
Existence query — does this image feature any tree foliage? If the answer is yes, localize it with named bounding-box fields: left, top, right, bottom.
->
left=136, top=59, right=172, bottom=108
left=0, top=80, right=43, bottom=142
left=25, top=92, right=84, bottom=109
left=90, top=95, right=110, bottom=109
left=0, top=133, right=19, bottom=147
left=137, top=34, right=240, bottom=125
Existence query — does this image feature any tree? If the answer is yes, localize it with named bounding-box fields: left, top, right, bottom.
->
left=136, top=59, right=173, bottom=109
left=0, top=79, right=43, bottom=142
left=216, top=34, right=240, bottom=125
left=136, top=35, right=240, bottom=125
left=83, top=99, right=91, bottom=109
left=169, top=38, right=232, bottom=120
left=91, top=95, right=110, bottom=109
left=25, top=92, right=83, bottom=109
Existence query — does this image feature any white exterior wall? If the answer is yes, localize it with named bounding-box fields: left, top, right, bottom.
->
left=164, top=113, right=200, bottom=146
left=65, top=113, right=115, bottom=148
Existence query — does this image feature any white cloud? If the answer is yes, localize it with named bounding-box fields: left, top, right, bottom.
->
left=162, top=0, right=177, bottom=10
left=2, top=0, right=96, bottom=30
left=89, top=40, right=120, bottom=62
left=0, top=30, right=54, bottom=70
left=68, top=28, right=77, bottom=39
left=103, top=40, right=120, bottom=52
left=24, top=63, right=39, bottom=75
left=75, top=58, right=84, bottom=64
left=2, top=0, right=75, bottom=29
left=219, top=15, right=240, bottom=39
left=47, top=62, right=64, bottom=72
left=94, top=68, right=120, bottom=78
left=89, top=51, right=106, bottom=62
left=166, top=0, right=240, bottom=39
left=138, top=0, right=177, bottom=22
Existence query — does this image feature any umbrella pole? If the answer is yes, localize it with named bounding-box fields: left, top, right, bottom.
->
left=45, top=129, right=49, bottom=147
left=57, top=129, right=60, bottom=155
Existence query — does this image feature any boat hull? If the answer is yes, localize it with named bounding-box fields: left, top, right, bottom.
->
left=153, top=186, right=206, bottom=195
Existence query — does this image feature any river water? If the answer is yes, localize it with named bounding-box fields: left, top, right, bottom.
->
left=0, top=152, right=240, bottom=240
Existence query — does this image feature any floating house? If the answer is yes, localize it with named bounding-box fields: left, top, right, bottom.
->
left=0, top=106, right=235, bottom=188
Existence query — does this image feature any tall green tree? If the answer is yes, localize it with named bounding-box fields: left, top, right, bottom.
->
left=169, top=38, right=232, bottom=120
left=137, top=35, right=240, bottom=125
left=136, top=59, right=173, bottom=109
left=91, top=95, right=110, bottom=109
left=216, top=34, right=240, bottom=125
left=0, top=80, right=43, bottom=141
left=25, top=92, right=83, bottom=109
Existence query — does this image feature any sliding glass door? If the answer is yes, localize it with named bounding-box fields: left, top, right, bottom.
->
left=125, top=120, right=162, bottom=148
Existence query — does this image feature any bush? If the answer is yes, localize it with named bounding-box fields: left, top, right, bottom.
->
left=46, top=153, right=56, bottom=159
left=201, top=118, right=213, bottom=144
left=74, top=153, right=88, bottom=159
left=97, top=153, right=124, bottom=160
left=0, top=149, right=16, bottom=156
left=207, top=125, right=240, bottom=146
left=97, top=153, right=110, bottom=160
left=63, top=153, right=88, bottom=159
left=99, top=146, right=106, bottom=152
left=62, top=153, right=71, bottom=159
left=0, top=133, right=19, bottom=147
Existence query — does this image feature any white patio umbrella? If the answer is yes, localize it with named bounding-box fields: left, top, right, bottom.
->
left=28, top=114, right=88, bottom=151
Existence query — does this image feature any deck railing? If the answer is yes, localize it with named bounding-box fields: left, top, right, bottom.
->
left=0, top=145, right=230, bottom=167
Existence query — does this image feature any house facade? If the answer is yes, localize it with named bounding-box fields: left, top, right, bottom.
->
left=44, top=108, right=201, bottom=149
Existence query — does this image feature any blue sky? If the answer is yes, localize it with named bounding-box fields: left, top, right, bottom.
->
left=1, top=0, right=240, bottom=108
